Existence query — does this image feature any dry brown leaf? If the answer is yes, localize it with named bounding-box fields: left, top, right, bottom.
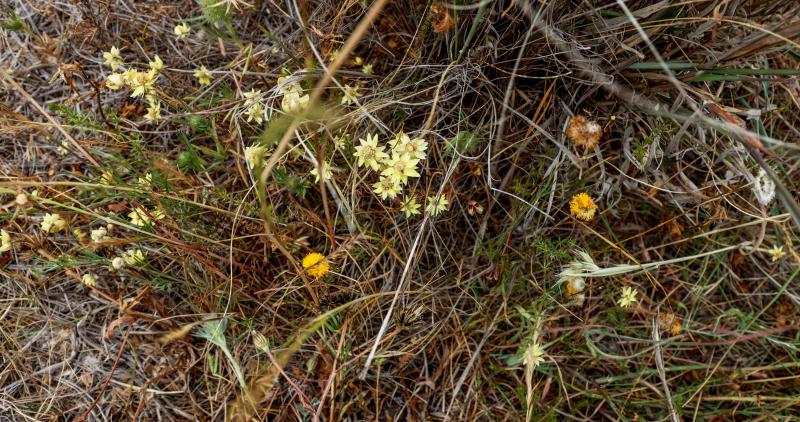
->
left=431, top=6, right=454, bottom=33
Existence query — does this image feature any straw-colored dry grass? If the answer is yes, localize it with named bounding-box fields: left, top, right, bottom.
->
left=2, top=0, right=799, bottom=420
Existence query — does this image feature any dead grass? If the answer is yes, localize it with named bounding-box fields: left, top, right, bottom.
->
left=1, top=0, right=800, bottom=420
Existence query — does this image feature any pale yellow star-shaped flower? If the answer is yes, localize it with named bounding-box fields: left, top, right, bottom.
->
left=103, top=46, right=123, bottom=70
left=353, top=133, right=389, bottom=172
left=373, top=176, right=402, bottom=200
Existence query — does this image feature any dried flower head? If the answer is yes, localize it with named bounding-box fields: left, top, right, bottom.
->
left=111, top=257, right=125, bottom=270
left=566, top=277, right=585, bottom=296
left=90, top=227, right=109, bottom=243
left=753, top=168, right=776, bottom=207
left=302, top=252, right=329, bottom=279
left=569, top=192, right=597, bottom=221
left=566, top=115, right=602, bottom=150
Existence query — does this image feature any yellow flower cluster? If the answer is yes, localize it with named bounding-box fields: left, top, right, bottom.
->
left=104, top=50, right=165, bottom=121
left=0, top=229, right=11, bottom=252
left=277, top=75, right=309, bottom=113
left=128, top=207, right=165, bottom=227
left=242, top=89, right=265, bottom=124
left=569, top=192, right=597, bottom=221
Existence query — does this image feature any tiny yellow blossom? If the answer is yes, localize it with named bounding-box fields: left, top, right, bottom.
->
left=767, top=245, right=785, bottom=262
left=138, top=173, right=152, bottom=189
left=281, top=91, right=310, bottom=113
left=373, top=176, right=402, bottom=200
left=391, top=133, right=428, bottom=161
left=381, top=153, right=420, bottom=185
left=523, top=341, right=545, bottom=369
left=128, top=207, right=163, bottom=226
left=0, top=229, right=11, bottom=252
left=617, top=286, right=638, bottom=308
left=353, top=133, right=389, bottom=172
left=174, top=22, right=191, bottom=38
left=244, top=145, right=267, bottom=169
left=127, top=69, right=156, bottom=98
left=41, top=213, right=67, bottom=234
left=149, top=55, right=164, bottom=73
left=144, top=100, right=161, bottom=120
left=362, top=63, right=373, bottom=75
left=106, top=73, right=125, bottom=90
left=193, top=66, right=213, bottom=86
left=122, top=248, right=147, bottom=266
left=81, top=273, right=97, bottom=287
left=245, top=102, right=265, bottom=124
left=400, top=196, right=421, bottom=218
left=103, top=46, right=123, bottom=70
left=301, top=252, right=329, bottom=279
left=340, top=85, right=361, bottom=105
left=99, top=170, right=114, bottom=185
left=310, top=162, right=333, bottom=183
left=426, top=194, right=449, bottom=216
left=90, top=227, right=108, bottom=243
left=569, top=192, right=597, bottom=221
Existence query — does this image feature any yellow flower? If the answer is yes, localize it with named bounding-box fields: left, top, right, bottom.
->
left=0, top=229, right=11, bottom=252
left=128, top=207, right=164, bottom=226
left=362, top=63, right=373, bottom=75
left=144, top=99, right=161, bottom=120
left=767, top=245, right=785, bottom=262
left=569, top=192, right=597, bottom=221
left=391, top=133, right=428, bottom=161
left=174, top=22, right=191, bottom=38
left=99, top=170, right=114, bottom=185
left=426, top=194, right=449, bottom=216
left=103, top=46, right=123, bottom=70
left=381, top=153, right=420, bottom=185
left=245, top=102, right=265, bottom=124
left=106, top=73, right=125, bottom=90
left=523, top=341, right=545, bottom=369
left=138, top=173, right=153, bottom=189
left=373, top=176, right=402, bottom=200
left=41, top=213, right=67, bottom=234
left=281, top=91, right=310, bottom=113
left=310, top=162, right=333, bottom=183
left=127, top=69, right=157, bottom=98
left=90, top=227, right=108, bottom=243
left=353, top=133, right=388, bottom=172
left=122, top=248, right=147, bottom=266
left=617, top=286, right=638, bottom=308
left=244, top=145, right=267, bottom=169
left=277, top=76, right=303, bottom=95
left=301, top=252, right=329, bottom=279
left=149, top=55, right=164, bottom=73
left=340, top=84, right=361, bottom=105
left=81, top=273, right=97, bottom=287
left=400, top=196, right=421, bottom=218
left=193, top=66, right=213, bottom=86
left=111, top=257, right=125, bottom=270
